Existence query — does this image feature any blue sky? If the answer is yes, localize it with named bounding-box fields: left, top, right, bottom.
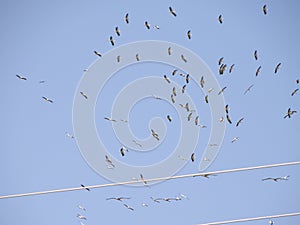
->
left=1, top=0, right=300, bottom=225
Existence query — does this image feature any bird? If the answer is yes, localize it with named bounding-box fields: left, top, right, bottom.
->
left=106, top=197, right=131, bottom=201
left=185, top=74, right=190, bottom=83
left=80, top=184, right=90, bottom=191
left=236, top=118, right=244, bottom=127
left=200, top=76, right=205, bottom=88
left=219, top=117, right=224, bottom=122
left=187, top=112, right=193, bottom=121
left=65, top=132, right=74, bottom=139
left=142, top=203, right=149, bottom=207
left=182, top=84, right=187, bottom=93
left=226, top=114, right=232, bottom=124
left=155, top=197, right=178, bottom=202
left=263, top=4, right=267, bottom=15
left=172, top=87, right=177, bottom=96
left=154, top=25, right=160, bottom=29
left=231, top=137, right=239, bottom=143
left=125, top=13, right=129, bottom=24
left=274, top=63, right=281, bottom=74
left=244, top=84, right=254, bottom=95
left=169, top=6, right=177, bottom=17
left=145, top=21, right=150, bottom=29
left=190, top=153, right=195, bottom=162
left=284, top=108, right=297, bottom=118
left=120, top=146, right=128, bottom=157
left=109, top=36, right=115, bottom=46
left=225, top=104, right=229, bottom=114
left=193, top=173, right=217, bottom=179
left=218, top=57, right=224, bottom=65
left=262, top=175, right=290, bottom=182
left=205, top=95, right=209, bottom=103
left=164, top=75, right=171, bottom=83
left=94, top=50, right=102, bottom=57
left=117, top=55, right=121, bottom=62
left=229, top=64, right=235, bottom=73
left=80, top=91, right=88, bottom=99
left=16, top=74, right=27, bottom=80
left=172, top=69, right=178, bottom=76
left=208, top=88, right=214, bottom=93
left=219, top=64, right=227, bottom=75
left=104, top=117, right=117, bottom=122
left=171, top=94, right=175, bottom=103
left=296, top=79, right=300, bottom=84
left=291, top=88, right=299, bottom=96
left=136, top=53, right=140, bottom=61
left=195, top=116, right=199, bottom=126
left=123, top=204, right=134, bottom=211
left=115, top=26, right=120, bottom=36
left=218, top=86, right=227, bottom=95
left=268, top=220, right=274, bottom=225
left=167, top=115, right=172, bottom=122
left=151, top=129, right=160, bottom=141
left=38, top=80, right=46, bottom=83
left=168, top=47, right=172, bottom=55
left=181, top=54, right=187, bottom=63
left=132, top=140, right=142, bottom=148
left=77, top=214, right=87, bottom=220
left=179, top=102, right=189, bottom=112
left=42, top=96, right=53, bottom=103
left=254, top=50, right=258, bottom=60
left=150, top=197, right=161, bottom=203
left=218, top=14, right=223, bottom=24
left=78, top=205, right=86, bottom=211
left=105, top=155, right=115, bottom=168
left=140, top=173, right=148, bottom=185
left=255, top=66, right=261, bottom=76
left=187, top=30, right=191, bottom=39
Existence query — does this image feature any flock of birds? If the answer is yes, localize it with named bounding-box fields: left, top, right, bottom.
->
left=14, top=3, right=298, bottom=225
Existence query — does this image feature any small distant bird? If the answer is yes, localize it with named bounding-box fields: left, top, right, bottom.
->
left=136, top=53, right=140, bottom=61
left=268, top=220, right=274, bottom=225
left=218, top=15, right=223, bottom=24
left=167, top=115, right=172, bottom=122
left=120, top=146, right=128, bottom=156
left=115, top=26, right=120, bottom=36
left=200, top=76, right=205, bottom=88
left=117, top=55, right=121, bottom=62
left=181, top=54, right=187, bottom=63
left=80, top=184, right=90, bottom=191
left=150, top=197, right=160, bottom=203
left=106, top=197, right=130, bottom=201
left=187, top=112, right=193, bottom=121
left=205, top=95, right=209, bottom=103
left=77, top=214, right=87, bottom=220
left=168, top=47, right=172, bottom=55
left=231, top=137, right=239, bottom=143
left=132, top=140, right=142, bottom=148
left=140, top=174, right=147, bottom=185
left=256, top=66, right=261, bottom=76
left=254, top=50, right=258, bottom=60
left=142, top=203, right=149, bottom=207
left=78, top=205, right=86, bottom=211
left=16, top=74, right=27, bottom=80
left=39, top=80, right=46, bottom=83
left=125, top=13, right=129, bottom=24
left=225, top=104, right=229, bottom=114
left=219, top=64, right=227, bottom=75
left=262, top=175, right=290, bottom=182
left=193, top=173, right=217, bottom=179
left=171, top=94, right=175, bottom=103
left=152, top=95, right=162, bottom=100
left=105, top=155, right=115, bottom=168
left=80, top=91, right=88, bottom=99
left=94, top=50, right=102, bottom=57
left=145, top=21, right=150, bottom=29
left=172, top=69, right=178, bottom=76
left=263, top=4, right=267, bottom=15
left=218, top=57, right=224, bottom=65
left=151, top=129, right=159, bottom=141
left=190, top=153, right=195, bottom=162
left=284, top=108, right=297, bottom=119
left=226, top=114, right=232, bottom=124
left=187, top=30, right=191, bottom=39
left=104, top=117, right=117, bottom=122
left=172, top=87, right=177, bottom=96
left=219, top=117, right=224, bottom=122
left=186, top=74, right=190, bottom=83
left=179, top=102, right=189, bottom=112
left=154, top=25, right=160, bottom=29
left=244, top=84, right=254, bottom=95
left=164, top=75, right=171, bottom=83
left=182, top=84, right=187, bottom=93
left=123, top=204, right=134, bottom=211
left=110, top=36, right=115, bottom=46
left=229, top=64, right=235, bottom=73
left=296, top=79, right=300, bottom=84
left=218, top=86, right=227, bottom=95
left=236, top=118, right=244, bottom=127
left=42, top=96, right=53, bottom=103
left=274, top=63, right=281, bottom=74
left=65, top=132, right=74, bottom=139
left=291, top=88, right=299, bottom=96
left=169, top=6, right=177, bottom=17
left=195, top=115, right=199, bottom=126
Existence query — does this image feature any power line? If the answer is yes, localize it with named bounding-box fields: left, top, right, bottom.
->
left=0, top=161, right=299, bottom=200
left=196, top=211, right=300, bottom=225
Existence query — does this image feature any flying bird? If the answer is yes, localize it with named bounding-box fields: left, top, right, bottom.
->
left=42, top=96, right=53, bottom=103
left=150, top=197, right=161, bottom=203
left=39, top=80, right=46, bottom=83
left=187, top=112, right=193, bottom=121
left=78, top=205, right=86, bottom=211
left=243, top=84, right=254, bottom=95
left=262, top=175, right=290, bottom=182
left=109, top=36, right=115, bottom=46
left=169, top=6, right=177, bottom=17
left=291, top=88, right=299, bottom=96
left=125, top=13, right=129, bottom=24
left=16, top=74, right=27, bottom=80
left=190, top=153, right=195, bottom=162
left=284, top=108, right=297, bottom=118
left=225, top=104, right=229, bottom=114
left=231, top=137, right=239, bottom=143
left=145, top=21, right=150, bottom=29
left=218, top=86, right=227, bottom=95
left=263, top=4, right=267, bottom=15
left=94, top=50, right=102, bottom=57
left=296, top=79, right=300, bottom=84
left=136, top=53, right=140, bottom=61
left=80, top=91, right=88, bottom=99
left=200, top=76, right=205, bottom=88
left=182, top=84, right=186, bottom=93
left=151, top=129, right=160, bottom=141
left=132, top=140, right=142, bottom=148
left=254, top=50, right=258, bottom=60
left=229, top=64, right=235, bottom=73
left=123, top=204, right=134, bottom=211
left=274, top=63, right=281, bottom=74
left=140, top=174, right=147, bottom=185
left=218, top=57, right=224, bottom=65
left=106, top=197, right=131, bottom=201
left=117, top=55, right=121, bottom=62
left=219, top=64, right=226, bottom=75
left=164, top=75, right=171, bottom=83
left=236, top=118, right=244, bottom=127
left=167, top=115, right=172, bottom=122
left=181, top=54, right=187, bottom=63
left=77, top=214, right=87, bottom=220
left=104, top=117, right=117, bottom=122
left=168, top=47, right=172, bottom=55
left=115, top=26, right=120, bottom=36
left=256, top=66, right=261, bottom=76
left=218, top=15, right=223, bottom=24
left=65, top=132, right=74, bottom=139
left=205, top=95, right=209, bottom=103
left=179, top=102, right=190, bottom=111
left=172, top=69, right=178, bottom=76
left=171, top=94, right=175, bottom=103
left=187, top=30, right=191, bottom=39
left=80, top=184, right=90, bottom=191
left=172, top=87, right=177, bottom=96
left=185, top=74, right=190, bottom=83
left=268, top=220, right=274, bottom=225
left=195, top=115, right=199, bottom=126
left=226, top=114, right=232, bottom=124
left=120, top=146, right=128, bottom=157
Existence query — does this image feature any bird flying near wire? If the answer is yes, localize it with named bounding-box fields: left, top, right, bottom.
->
left=262, top=175, right=290, bottom=182
left=16, top=74, right=27, bottom=80
left=140, top=173, right=147, bottom=185
left=80, top=184, right=90, bottom=191
left=42, top=96, right=53, bottom=103
left=190, top=153, right=195, bottom=162
left=169, top=6, right=177, bottom=17
left=105, top=155, right=115, bottom=168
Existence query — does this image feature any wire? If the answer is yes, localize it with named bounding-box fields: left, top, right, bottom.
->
left=0, top=161, right=299, bottom=200
left=196, top=211, right=300, bottom=225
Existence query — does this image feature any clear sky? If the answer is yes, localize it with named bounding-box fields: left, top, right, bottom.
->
left=1, top=1, right=300, bottom=225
